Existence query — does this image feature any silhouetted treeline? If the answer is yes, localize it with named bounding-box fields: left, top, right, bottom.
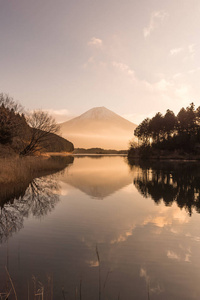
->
left=0, top=102, right=29, bottom=145
left=128, top=160, right=200, bottom=216
left=74, top=148, right=127, bottom=154
left=128, top=103, right=200, bottom=157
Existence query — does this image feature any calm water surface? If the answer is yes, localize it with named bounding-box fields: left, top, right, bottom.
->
left=0, top=156, right=200, bottom=299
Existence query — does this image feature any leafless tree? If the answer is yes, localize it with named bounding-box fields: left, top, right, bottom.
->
left=20, top=110, right=60, bottom=156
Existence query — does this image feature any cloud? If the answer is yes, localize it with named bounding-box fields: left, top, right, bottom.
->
left=110, top=227, right=134, bottom=244
left=88, top=37, right=103, bottom=48
left=140, top=267, right=164, bottom=295
left=167, top=246, right=192, bottom=262
left=143, top=204, right=189, bottom=228
left=112, top=60, right=190, bottom=108
left=175, top=84, right=190, bottom=99
left=188, top=44, right=195, bottom=58
left=183, top=44, right=196, bottom=61
left=167, top=250, right=180, bottom=260
left=173, top=73, right=183, bottom=79
left=140, top=267, right=149, bottom=282
left=185, top=253, right=191, bottom=262
left=45, top=108, right=74, bottom=123
left=112, top=61, right=135, bottom=77
left=143, top=11, right=168, bottom=38
left=189, top=44, right=195, bottom=54
left=112, top=61, right=173, bottom=93
left=83, top=35, right=193, bottom=119
left=87, top=260, right=99, bottom=267
left=83, top=56, right=95, bottom=68
left=170, top=44, right=196, bottom=61
left=122, top=111, right=157, bottom=124
left=170, top=47, right=183, bottom=56
left=154, top=78, right=172, bottom=91
left=46, top=108, right=70, bottom=116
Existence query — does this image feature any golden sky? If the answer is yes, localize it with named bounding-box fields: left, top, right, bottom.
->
left=1, top=0, right=200, bottom=123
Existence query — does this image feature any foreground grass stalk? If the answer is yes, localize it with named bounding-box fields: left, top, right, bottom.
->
left=80, top=278, right=82, bottom=300
left=5, top=266, right=17, bottom=300
left=96, top=245, right=101, bottom=300
left=147, top=280, right=150, bottom=300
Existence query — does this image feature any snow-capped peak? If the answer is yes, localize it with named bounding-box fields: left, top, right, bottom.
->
left=77, top=107, right=118, bottom=120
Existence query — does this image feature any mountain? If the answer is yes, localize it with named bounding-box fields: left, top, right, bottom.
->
left=60, top=107, right=137, bottom=149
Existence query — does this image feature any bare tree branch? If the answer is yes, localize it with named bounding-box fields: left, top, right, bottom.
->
left=20, top=110, right=60, bottom=156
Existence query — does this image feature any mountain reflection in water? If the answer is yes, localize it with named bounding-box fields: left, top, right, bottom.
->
left=129, top=160, right=200, bottom=216
left=59, top=156, right=132, bottom=199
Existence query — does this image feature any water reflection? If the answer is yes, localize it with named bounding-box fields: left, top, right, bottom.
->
left=0, top=156, right=74, bottom=243
left=0, top=176, right=60, bottom=243
left=1, top=157, right=200, bottom=299
left=60, top=156, right=132, bottom=199
left=0, top=156, right=74, bottom=206
left=129, top=160, right=200, bottom=215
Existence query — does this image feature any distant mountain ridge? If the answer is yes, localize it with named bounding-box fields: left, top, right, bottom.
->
left=60, top=107, right=137, bottom=150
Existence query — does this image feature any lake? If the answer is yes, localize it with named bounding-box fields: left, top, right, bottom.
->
left=0, top=156, right=200, bottom=299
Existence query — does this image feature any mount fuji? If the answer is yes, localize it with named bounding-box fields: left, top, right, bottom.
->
left=59, top=107, right=137, bottom=149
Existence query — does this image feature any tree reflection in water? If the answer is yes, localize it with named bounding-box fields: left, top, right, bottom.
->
left=0, top=156, right=74, bottom=243
left=129, top=160, right=200, bottom=216
left=0, top=175, right=60, bottom=243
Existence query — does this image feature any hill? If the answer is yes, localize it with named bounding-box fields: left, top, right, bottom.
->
left=40, top=131, right=74, bottom=153
left=60, top=107, right=137, bottom=149
left=0, top=104, right=74, bottom=156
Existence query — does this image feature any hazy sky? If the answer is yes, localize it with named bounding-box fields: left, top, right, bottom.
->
left=1, top=0, right=200, bottom=123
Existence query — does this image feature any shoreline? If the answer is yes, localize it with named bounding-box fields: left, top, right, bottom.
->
left=0, top=155, right=74, bottom=185
left=0, top=155, right=74, bottom=206
left=127, top=154, right=200, bottom=161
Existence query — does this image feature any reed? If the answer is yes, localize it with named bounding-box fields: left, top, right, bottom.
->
left=5, top=267, right=17, bottom=300
left=0, top=155, right=71, bottom=185
left=96, top=245, right=101, bottom=300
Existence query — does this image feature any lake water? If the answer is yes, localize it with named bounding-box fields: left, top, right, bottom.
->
left=0, top=156, right=200, bottom=299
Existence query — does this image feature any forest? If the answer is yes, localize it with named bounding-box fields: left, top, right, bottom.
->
left=128, top=103, right=200, bottom=158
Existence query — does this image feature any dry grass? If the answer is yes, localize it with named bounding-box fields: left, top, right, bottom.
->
left=0, top=154, right=73, bottom=210
left=0, top=155, right=72, bottom=184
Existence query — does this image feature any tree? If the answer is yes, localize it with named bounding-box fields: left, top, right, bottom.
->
left=134, top=118, right=150, bottom=145
left=0, top=93, right=23, bottom=113
left=0, top=94, right=26, bottom=145
left=149, top=112, right=164, bottom=143
left=185, top=102, right=196, bottom=133
left=0, top=104, right=13, bottom=144
left=129, top=103, right=200, bottom=155
left=177, top=103, right=196, bottom=134
left=163, top=109, right=177, bottom=138
left=20, top=110, right=60, bottom=156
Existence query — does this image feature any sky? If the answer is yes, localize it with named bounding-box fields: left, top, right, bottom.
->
left=1, top=0, right=200, bottom=124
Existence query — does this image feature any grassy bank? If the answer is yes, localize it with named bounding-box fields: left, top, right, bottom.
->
left=0, top=155, right=74, bottom=206
left=0, top=155, right=73, bottom=184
